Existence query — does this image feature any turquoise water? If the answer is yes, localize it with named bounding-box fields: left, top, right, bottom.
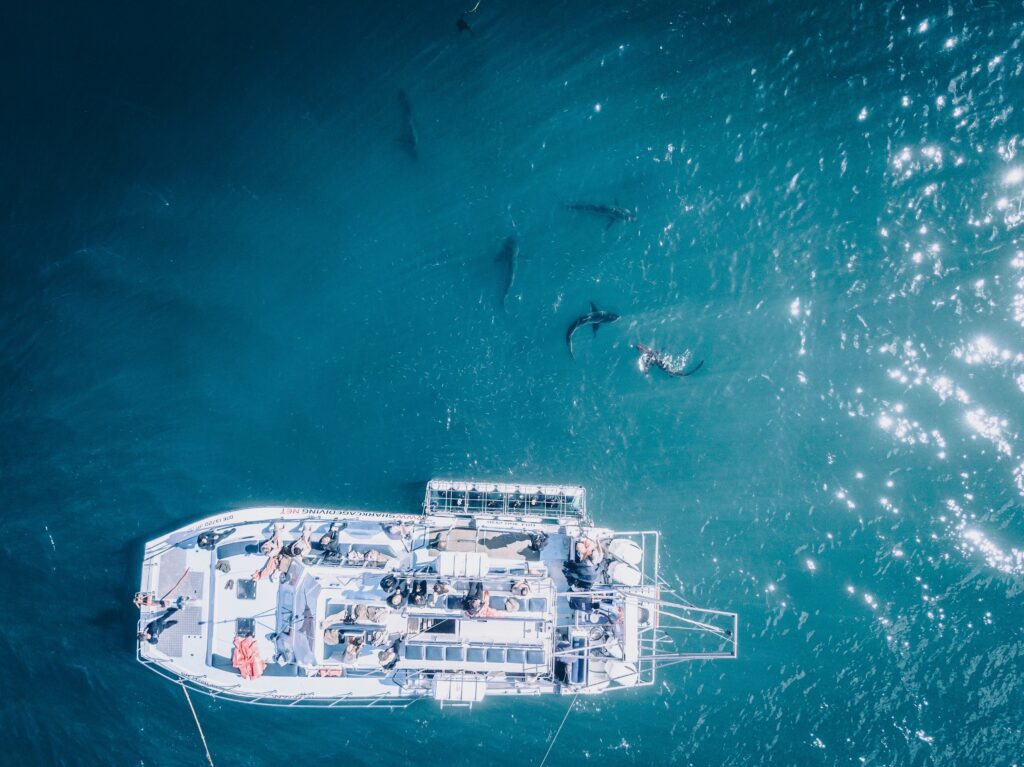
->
left=3, top=1, right=1024, bottom=764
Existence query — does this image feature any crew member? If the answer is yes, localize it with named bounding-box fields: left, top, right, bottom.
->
left=137, top=608, right=179, bottom=645
left=197, top=527, right=236, bottom=551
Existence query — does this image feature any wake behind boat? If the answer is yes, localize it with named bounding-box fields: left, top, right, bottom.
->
left=136, top=480, right=737, bottom=708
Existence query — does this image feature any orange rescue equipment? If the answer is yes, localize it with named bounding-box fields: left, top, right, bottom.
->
left=232, top=636, right=267, bottom=680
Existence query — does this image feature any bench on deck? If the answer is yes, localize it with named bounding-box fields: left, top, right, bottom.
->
left=403, top=643, right=546, bottom=666
left=216, top=540, right=261, bottom=559
left=487, top=595, right=548, bottom=612
left=442, top=594, right=547, bottom=613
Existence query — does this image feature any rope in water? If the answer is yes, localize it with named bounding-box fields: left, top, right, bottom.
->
left=180, top=680, right=215, bottom=767
left=538, top=693, right=578, bottom=767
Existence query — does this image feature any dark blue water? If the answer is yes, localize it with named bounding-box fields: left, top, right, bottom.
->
left=3, top=1, right=1024, bottom=764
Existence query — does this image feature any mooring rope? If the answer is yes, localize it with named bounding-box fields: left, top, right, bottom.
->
left=160, top=568, right=191, bottom=602
left=539, top=693, right=578, bottom=767
left=180, top=680, right=215, bottom=767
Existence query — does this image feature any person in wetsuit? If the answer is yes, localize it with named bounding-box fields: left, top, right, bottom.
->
left=380, top=634, right=403, bottom=671
left=318, top=522, right=348, bottom=557
left=387, top=584, right=408, bottom=609
left=138, top=607, right=179, bottom=645
left=463, top=581, right=485, bottom=615
left=197, top=527, right=236, bottom=551
left=410, top=580, right=428, bottom=606
left=563, top=559, right=598, bottom=590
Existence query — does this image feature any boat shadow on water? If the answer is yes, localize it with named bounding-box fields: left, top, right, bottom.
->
left=109, top=535, right=153, bottom=655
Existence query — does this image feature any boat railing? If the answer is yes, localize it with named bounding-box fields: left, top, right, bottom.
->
left=144, top=510, right=424, bottom=564
left=139, top=641, right=559, bottom=708
left=136, top=652, right=421, bottom=709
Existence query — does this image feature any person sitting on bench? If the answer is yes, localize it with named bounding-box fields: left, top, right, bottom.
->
left=463, top=582, right=485, bottom=615
left=260, top=527, right=283, bottom=557
left=432, top=581, right=453, bottom=606
left=342, top=635, right=364, bottom=663
left=378, top=645, right=399, bottom=670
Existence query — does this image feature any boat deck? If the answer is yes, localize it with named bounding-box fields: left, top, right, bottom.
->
left=136, top=488, right=738, bottom=707
left=138, top=511, right=579, bottom=701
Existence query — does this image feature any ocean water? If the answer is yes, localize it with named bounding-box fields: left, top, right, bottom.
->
left=3, top=0, right=1024, bottom=764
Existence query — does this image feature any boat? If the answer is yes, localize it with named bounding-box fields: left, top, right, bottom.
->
left=136, top=480, right=737, bottom=708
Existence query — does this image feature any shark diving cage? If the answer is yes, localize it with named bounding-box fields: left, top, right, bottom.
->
left=423, top=480, right=590, bottom=523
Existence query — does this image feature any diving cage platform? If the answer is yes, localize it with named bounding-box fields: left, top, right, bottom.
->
left=136, top=480, right=737, bottom=708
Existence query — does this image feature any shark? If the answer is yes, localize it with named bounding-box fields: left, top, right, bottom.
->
left=496, top=232, right=519, bottom=308
left=565, top=202, right=636, bottom=228
left=397, top=90, right=419, bottom=160
left=566, top=302, right=620, bottom=359
left=496, top=208, right=519, bottom=308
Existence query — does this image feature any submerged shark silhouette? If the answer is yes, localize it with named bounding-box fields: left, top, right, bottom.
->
left=566, top=302, right=620, bottom=359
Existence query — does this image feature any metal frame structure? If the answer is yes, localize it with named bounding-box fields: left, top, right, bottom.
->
left=550, top=529, right=737, bottom=693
